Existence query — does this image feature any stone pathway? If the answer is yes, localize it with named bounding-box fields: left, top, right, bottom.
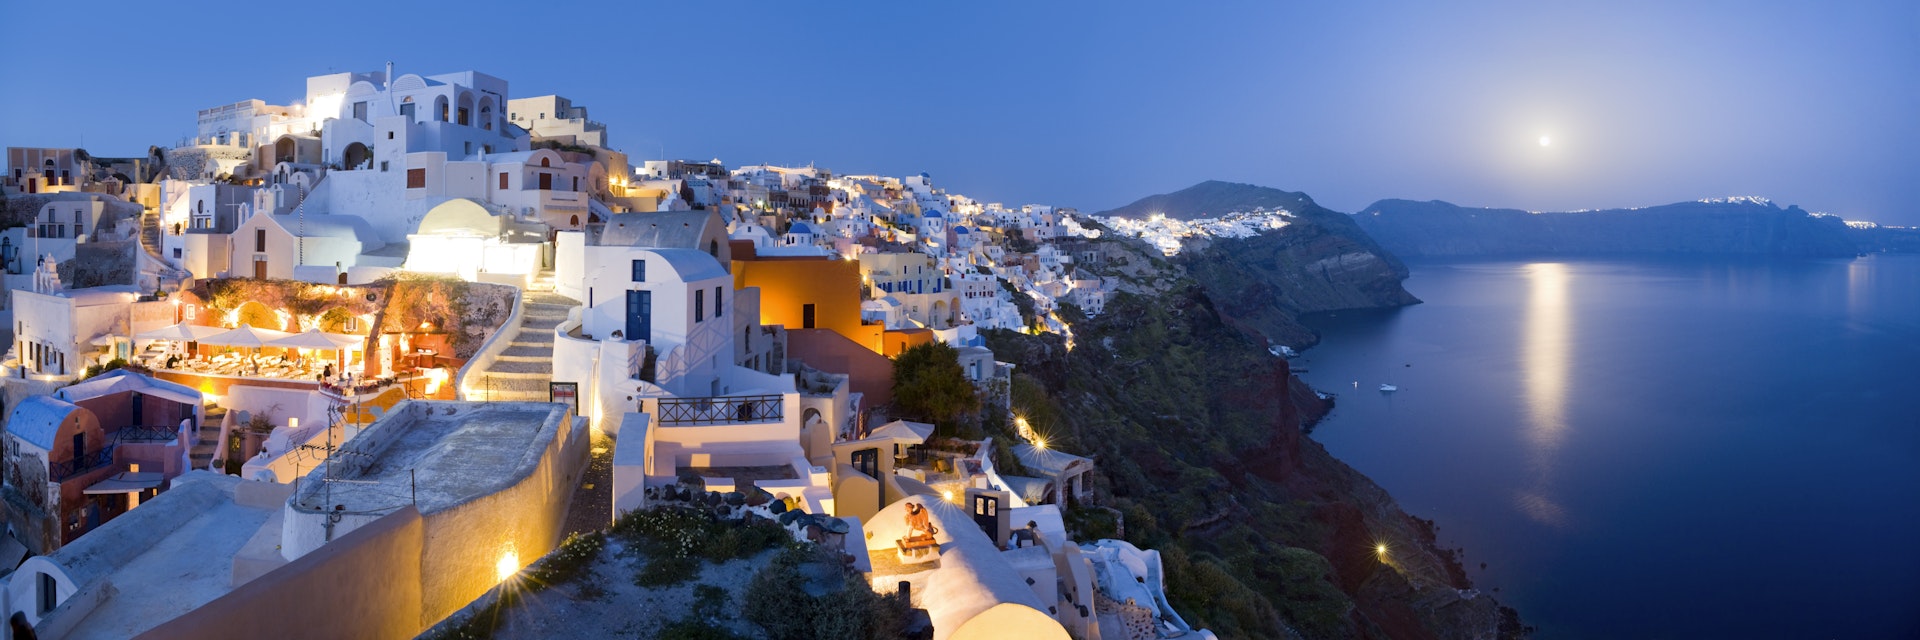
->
left=471, top=289, right=571, bottom=402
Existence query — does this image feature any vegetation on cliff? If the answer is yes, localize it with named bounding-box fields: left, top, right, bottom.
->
left=983, top=224, right=1522, bottom=638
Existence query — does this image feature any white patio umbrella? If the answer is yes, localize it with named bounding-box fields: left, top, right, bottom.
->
left=269, top=329, right=364, bottom=377
left=199, top=324, right=295, bottom=348
left=200, top=324, right=296, bottom=374
left=134, top=322, right=226, bottom=343
left=268, top=329, right=363, bottom=350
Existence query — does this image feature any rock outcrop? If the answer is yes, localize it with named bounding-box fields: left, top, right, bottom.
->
left=989, top=214, right=1520, bottom=638
left=1094, top=180, right=1421, bottom=349
left=1353, top=198, right=1860, bottom=258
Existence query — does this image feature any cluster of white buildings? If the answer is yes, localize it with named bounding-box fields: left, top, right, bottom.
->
left=1093, top=208, right=1294, bottom=256
left=0, top=65, right=1210, bottom=640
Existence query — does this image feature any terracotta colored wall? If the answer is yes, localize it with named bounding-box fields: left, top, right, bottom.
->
left=732, top=256, right=883, bottom=352
left=136, top=507, right=427, bottom=640
left=786, top=329, right=893, bottom=407
left=882, top=328, right=935, bottom=358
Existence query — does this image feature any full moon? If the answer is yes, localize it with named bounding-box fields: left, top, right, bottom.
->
left=1539, top=135, right=1552, bottom=147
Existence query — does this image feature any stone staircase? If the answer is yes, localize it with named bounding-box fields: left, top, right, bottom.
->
left=190, top=408, right=226, bottom=471
left=471, top=287, right=571, bottom=401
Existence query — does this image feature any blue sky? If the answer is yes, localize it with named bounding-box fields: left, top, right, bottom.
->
left=3, top=1, right=1915, bottom=224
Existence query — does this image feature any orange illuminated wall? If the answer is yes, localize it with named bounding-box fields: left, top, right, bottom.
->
left=882, top=328, right=935, bottom=357
left=732, top=253, right=884, bottom=353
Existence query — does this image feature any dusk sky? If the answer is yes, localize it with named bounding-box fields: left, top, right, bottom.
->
left=4, top=2, right=1915, bottom=224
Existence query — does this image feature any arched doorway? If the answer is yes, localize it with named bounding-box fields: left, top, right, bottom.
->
left=342, top=142, right=370, bottom=170
left=275, top=137, right=296, bottom=164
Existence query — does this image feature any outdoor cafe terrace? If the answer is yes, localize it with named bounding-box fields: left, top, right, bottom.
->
left=130, top=322, right=459, bottom=400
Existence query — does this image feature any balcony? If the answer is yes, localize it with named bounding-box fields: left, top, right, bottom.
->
left=114, top=425, right=181, bottom=443
left=51, top=445, right=116, bottom=482
left=655, top=394, right=783, bottom=426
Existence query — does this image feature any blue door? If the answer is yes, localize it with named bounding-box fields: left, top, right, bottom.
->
left=626, top=290, right=651, bottom=343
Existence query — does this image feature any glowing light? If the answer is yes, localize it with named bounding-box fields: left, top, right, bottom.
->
left=423, top=368, right=449, bottom=396
left=1033, top=438, right=1047, bottom=451
left=1538, top=135, right=1552, bottom=147
left=942, top=490, right=955, bottom=502
left=496, top=548, right=520, bottom=582
left=1375, top=543, right=1388, bottom=555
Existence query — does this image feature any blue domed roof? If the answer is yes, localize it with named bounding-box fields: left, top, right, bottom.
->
left=7, top=395, right=78, bottom=450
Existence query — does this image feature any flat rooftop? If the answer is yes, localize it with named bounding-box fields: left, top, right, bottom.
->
left=292, top=401, right=568, bottom=514
left=54, top=473, right=279, bottom=639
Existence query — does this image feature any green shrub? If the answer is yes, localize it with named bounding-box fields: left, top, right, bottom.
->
left=743, top=546, right=911, bottom=640
left=635, top=555, right=699, bottom=587
left=524, top=531, right=605, bottom=591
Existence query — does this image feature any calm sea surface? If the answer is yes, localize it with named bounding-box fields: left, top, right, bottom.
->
left=1300, top=256, right=1920, bottom=639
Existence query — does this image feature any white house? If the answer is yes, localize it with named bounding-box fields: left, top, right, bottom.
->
left=9, top=276, right=140, bottom=381
left=228, top=210, right=382, bottom=281
left=507, top=95, right=608, bottom=148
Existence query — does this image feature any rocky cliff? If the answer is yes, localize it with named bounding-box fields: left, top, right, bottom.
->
left=988, top=221, right=1521, bottom=638
left=1352, top=198, right=1860, bottom=258
left=1095, top=181, right=1421, bottom=349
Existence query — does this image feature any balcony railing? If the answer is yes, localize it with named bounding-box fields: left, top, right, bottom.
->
left=115, top=425, right=180, bottom=443
left=656, top=394, right=783, bottom=426
left=51, top=445, right=116, bottom=482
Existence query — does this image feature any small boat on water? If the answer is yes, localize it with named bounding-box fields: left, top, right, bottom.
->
left=1378, top=384, right=1399, bottom=392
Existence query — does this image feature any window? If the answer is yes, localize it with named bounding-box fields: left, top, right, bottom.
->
left=387, top=131, right=394, bottom=140
left=352, top=101, right=368, bottom=122
left=255, top=229, right=266, bottom=252
left=499, top=173, right=509, bottom=190
left=464, top=141, right=473, bottom=155
left=803, top=304, right=816, bottom=329
left=695, top=289, right=705, bottom=322
left=400, top=102, right=416, bottom=120
left=631, top=259, right=645, bottom=282
left=407, top=168, right=425, bottom=189
left=39, top=572, right=56, bottom=614
left=183, top=304, right=196, bottom=320
left=172, top=248, right=182, bottom=259
left=380, top=161, right=389, bottom=172
left=714, top=287, right=723, bottom=317
left=345, top=315, right=358, bottom=332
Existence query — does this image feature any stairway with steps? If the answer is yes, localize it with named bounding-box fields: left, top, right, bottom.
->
left=190, top=408, right=226, bottom=471
left=471, top=288, right=572, bottom=401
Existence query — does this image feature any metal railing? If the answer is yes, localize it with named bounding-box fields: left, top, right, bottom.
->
left=115, top=425, right=180, bottom=443
left=655, top=394, right=783, bottom=426
left=51, top=445, right=116, bottom=482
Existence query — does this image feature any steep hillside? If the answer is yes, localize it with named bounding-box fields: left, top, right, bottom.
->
left=1089, top=180, right=1420, bottom=349
left=1173, top=206, right=1420, bottom=350
left=1097, top=180, right=1320, bottom=221
left=1353, top=198, right=1859, bottom=257
left=986, top=230, right=1520, bottom=638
